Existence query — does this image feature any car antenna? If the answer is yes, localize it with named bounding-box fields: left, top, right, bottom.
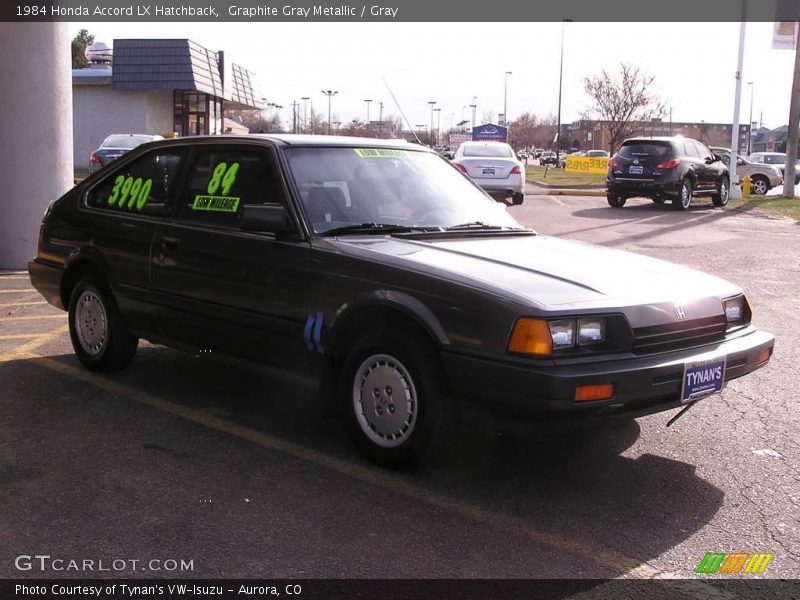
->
left=382, top=76, right=422, bottom=145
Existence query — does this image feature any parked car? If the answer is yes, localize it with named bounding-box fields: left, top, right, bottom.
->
left=29, top=135, right=774, bottom=467
left=451, top=141, right=525, bottom=205
left=89, top=134, right=165, bottom=174
left=533, top=148, right=544, bottom=158
left=710, top=147, right=783, bottom=195
left=540, top=151, right=557, bottom=166
left=747, top=152, right=800, bottom=185
left=585, top=149, right=610, bottom=158
left=606, top=136, right=730, bottom=210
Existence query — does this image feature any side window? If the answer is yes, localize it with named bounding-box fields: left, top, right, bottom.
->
left=683, top=142, right=699, bottom=158
left=86, top=150, right=186, bottom=216
left=178, top=148, right=285, bottom=227
left=694, top=142, right=712, bottom=160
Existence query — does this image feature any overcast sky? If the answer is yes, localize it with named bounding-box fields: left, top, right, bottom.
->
left=72, top=21, right=796, bottom=132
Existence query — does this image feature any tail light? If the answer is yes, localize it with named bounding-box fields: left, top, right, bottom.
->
left=656, top=159, right=680, bottom=169
left=510, top=166, right=521, bottom=175
left=454, top=163, right=469, bottom=174
left=89, top=153, right=101, bottom=164
left=609, top=158, right=620, bottom=168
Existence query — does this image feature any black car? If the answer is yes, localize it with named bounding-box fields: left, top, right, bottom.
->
left=29, top=135, right=774, bottom=467
left=89, top=133, right=164, bottom=174
left=606, top=137, right=730, bottom=210
left=540, top=151, right=558, bottom=166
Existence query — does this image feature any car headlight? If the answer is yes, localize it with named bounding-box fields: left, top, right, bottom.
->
left=508, top=317, right=607, bottom=356
left=723, top=295, right=748, bottom=324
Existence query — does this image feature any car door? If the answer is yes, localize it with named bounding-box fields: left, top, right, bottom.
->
left=693, top=141, right=717, bottom=191
left=81, top=146, right=187, bottom=335
left=149, top=142, right=311, bottom=371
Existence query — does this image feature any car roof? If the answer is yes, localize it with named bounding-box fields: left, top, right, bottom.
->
left=138, top=134, right=430, bottom=151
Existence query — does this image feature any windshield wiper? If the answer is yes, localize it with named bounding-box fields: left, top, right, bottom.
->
left=320, top=223, right=441, bottom=236
left=445, top=221, right=524, bottom=231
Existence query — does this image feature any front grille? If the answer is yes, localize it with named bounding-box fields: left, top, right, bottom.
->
left=632, top=315, right=726, bottom=355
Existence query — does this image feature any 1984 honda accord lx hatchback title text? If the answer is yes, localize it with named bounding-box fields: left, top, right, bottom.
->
left=29, top=135, right=774, bottom=467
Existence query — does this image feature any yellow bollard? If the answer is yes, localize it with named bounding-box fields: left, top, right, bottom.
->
left=741, top=175, right=751, bottom=199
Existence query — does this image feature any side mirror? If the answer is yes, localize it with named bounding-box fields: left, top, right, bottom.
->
left=240, top=204, right=294, bottom=233
left=705, top=156, right=716, bottom=164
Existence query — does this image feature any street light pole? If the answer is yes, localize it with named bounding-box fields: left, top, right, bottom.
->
left=746, top=82, right=754, bottom=156
left=471, top=96, right=477, bottom=131
left=300, top=97, right=309, bottom=133
left=556, top=19, right=572, bottom=167
left=378, top=101, right=384, bottom=137
left=434, top=108, right=441, bottom=146
left=503, top=71, right=512, bottom=126
left=428, top=100, right=436, bottom=146
left=364, top=99, right=372, bottom=136
left=321, top=89, right=338, bottom=135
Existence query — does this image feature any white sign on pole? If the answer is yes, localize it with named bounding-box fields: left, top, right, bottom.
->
left=773, top=21, right=798, bottom=50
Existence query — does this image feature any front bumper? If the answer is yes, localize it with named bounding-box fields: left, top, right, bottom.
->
left=441, top=326, right=774, bottom=420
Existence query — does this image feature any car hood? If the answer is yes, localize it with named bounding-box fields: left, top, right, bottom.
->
left=328, top=233, right=741, bottom=310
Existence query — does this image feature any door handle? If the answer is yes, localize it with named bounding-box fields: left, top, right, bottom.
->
left=161, top=236, right=181, bottom=249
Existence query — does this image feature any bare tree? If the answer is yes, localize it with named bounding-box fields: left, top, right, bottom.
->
left=583, top=63, right=665, bottom=155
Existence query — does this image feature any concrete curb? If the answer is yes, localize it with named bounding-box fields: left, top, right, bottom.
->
left=544, top=189, right=606, bottom=197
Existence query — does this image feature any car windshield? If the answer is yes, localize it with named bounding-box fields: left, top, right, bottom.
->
left=462, top=144, right=514, bottom=158
left=284, top=147, right=522, bottom=234
left=761, top=154, right=785, bottom=164
left=102, top=135, right=153, bottom=149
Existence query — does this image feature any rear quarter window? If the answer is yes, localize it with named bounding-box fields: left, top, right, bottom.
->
left=86, top=149, right=186, bottom=216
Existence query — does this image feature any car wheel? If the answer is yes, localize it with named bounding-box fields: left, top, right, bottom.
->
left=68, top=277, right=138, bottom=372
left=673, top=178, right=693, bottom=211
left=712, top=177, right=730, bottom=207
left=342, top=330, right=451, bottom=468
left=512, top=192, right=524, bottom=205
left=750, top=176, right=769, bottom=196
left=606, top=193, right=626, bottom=208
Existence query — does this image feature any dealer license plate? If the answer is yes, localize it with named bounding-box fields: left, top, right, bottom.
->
left=628, top=165, right=644, bottom=175
left=482, top=168, right=495, bottom=175
left=681, top=355, right=727, bottom=404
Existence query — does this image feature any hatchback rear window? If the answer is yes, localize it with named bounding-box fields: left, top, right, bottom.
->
left=463, top=144, right=514, bottom=158
left=618, top=143, right=672, bottom=159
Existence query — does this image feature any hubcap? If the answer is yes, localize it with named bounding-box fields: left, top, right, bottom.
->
left=352, top=353, right=417, bottom=448
left=719, top=181, right=728, bottom=203
left=75, top=290, right=108, bottom=356
left=681, top=183, right=691, bottom=207
left=752, top=179, right=767, bottom=195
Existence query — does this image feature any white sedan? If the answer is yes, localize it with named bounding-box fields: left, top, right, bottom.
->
left=452, top=141, right=525, bottom=205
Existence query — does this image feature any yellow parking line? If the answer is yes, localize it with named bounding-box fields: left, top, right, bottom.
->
left=0, top=301, right=47, bottom=308
left=0, top=289, right=34, bottom=294
left=0, top=325, right=68, bottom=363
left=20, top=349, right=662, bottom=579
left=0, top=334, right=42, bottom=340
left=0, top=314, right=65, bottom=322
left=0, top=275, right=30, bottom=280
left=548, top=195, right=567, bottom=206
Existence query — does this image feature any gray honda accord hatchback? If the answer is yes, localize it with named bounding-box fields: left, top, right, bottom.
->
left=29, top=135, right=774, bottom=467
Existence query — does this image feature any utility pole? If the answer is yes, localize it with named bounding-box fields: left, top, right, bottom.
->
left=291, top=100, right=299, bottom=134
left=428, top=100, right=436, bottom=146
left=378, top=101, right=384, bottom=137
left=727, top=16, right=746, bottom=200
left=434, top=107, right=441, bottom=146
left=783, top=23, right=800, bottom=199
left=364, top=99, right=372, bottom=137
left=301, top=96, right=309, bottom=133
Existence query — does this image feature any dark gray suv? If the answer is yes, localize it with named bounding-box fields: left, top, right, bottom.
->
left=606, top=137, right=730, bottom=210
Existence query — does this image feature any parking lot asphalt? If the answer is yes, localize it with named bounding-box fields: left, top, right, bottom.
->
left=1, top=193, right=798, bottom=588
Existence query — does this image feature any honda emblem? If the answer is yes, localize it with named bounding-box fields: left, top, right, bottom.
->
left=675, top=305, right=687, bottom=320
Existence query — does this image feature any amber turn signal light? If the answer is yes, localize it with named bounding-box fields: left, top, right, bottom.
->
left=508, top=318, right=552, bottom=356
left=574, top=384, right=615, bottom=402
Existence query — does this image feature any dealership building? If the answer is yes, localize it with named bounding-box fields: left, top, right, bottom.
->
left=72, top=38, right=261, bottom=170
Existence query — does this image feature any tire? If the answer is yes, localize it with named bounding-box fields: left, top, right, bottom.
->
left=67, top=277, right=138, bottom=372
left=750, top=176, right=769, bottom=196
left=512, top=192, right=524, bottom=205
left=712, top=177, right=730, bottom=207
left=341, top=330, right=452, bottom=468
left=606, top=193, right=626, bottom=208
left=673, top=178, right=693, bottom=211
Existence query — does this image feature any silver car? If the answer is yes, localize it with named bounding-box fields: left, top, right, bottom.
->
left=711, top=147, right=783, bottom=195
left=747, top=152, right=800, bottom=186
left=452, top=141, right=525, bottom=205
